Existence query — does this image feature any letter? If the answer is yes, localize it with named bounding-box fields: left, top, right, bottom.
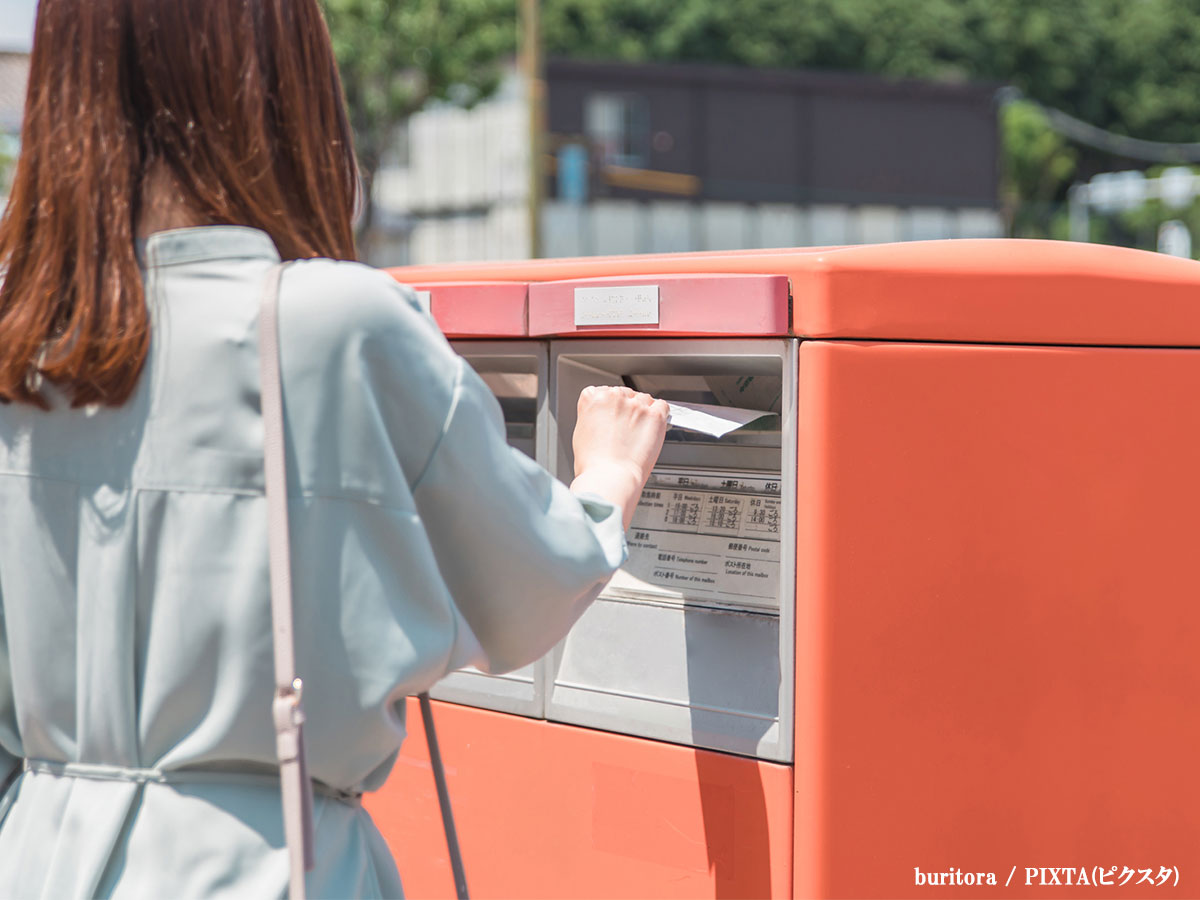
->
left=987, top=873, right=997, bottom=885
left=1078, top=867, right=1091, bottom=886
left=914, top=869, right=925, bottom=886
left=1026, top=868, right=1039, bottom=886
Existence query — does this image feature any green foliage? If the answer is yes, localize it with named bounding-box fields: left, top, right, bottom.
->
left=543, top=0, right=970, bottom=78
left=321, top=0, right=517, bottom=240
left=1000, top=100, right=1077, bottom=238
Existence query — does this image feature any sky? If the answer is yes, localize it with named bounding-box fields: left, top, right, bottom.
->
left=0, top=0, right=36, bottom=52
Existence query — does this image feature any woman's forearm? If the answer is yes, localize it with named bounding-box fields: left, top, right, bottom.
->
left=570, top=460, right=645, bottom=531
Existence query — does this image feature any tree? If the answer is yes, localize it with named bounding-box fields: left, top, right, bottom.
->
left=1000, top=99, right=1077, bottom=238
left=544, top=0, right=971, bottom=80
left=321, top=0, right=516, bottom=253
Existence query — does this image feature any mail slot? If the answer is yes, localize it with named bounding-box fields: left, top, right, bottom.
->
left=546, top=340, right=796, bottom=760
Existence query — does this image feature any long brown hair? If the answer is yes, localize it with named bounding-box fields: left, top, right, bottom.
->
left=0, top=0, right=359, bottom=408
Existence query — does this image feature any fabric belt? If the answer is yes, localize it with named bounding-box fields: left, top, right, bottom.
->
left=21, top=759, right=362, bottom=806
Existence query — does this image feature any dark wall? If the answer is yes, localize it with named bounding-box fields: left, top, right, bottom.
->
left=546, top=60, right=999, bottom=208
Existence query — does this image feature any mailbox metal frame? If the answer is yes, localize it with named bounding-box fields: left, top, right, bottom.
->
left=428, top=340, right=552, bottom=717
left=544, top=338, right=798, bottom=762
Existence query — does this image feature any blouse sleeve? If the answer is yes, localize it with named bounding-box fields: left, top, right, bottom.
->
left=279, top=261, right=628, bottom=679
left=410, top=356, right=628, bottom=675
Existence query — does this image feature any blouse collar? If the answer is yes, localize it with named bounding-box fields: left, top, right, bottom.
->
left=139, top=226, right=282, bottom=268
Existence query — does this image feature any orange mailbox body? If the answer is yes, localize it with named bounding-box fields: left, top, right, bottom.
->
left=368, top=241, right=1200, bottom=899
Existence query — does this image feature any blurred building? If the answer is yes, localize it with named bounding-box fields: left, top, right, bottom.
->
left=371, top=71, right=529, bottom=265
left=372, top=59, right=1003, bottom=266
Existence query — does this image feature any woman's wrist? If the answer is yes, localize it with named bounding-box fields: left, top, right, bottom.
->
left=570, top=460, right=647, bottom=530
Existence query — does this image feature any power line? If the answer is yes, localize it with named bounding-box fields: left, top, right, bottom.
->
left=999, top=87, right=1200, bottom=164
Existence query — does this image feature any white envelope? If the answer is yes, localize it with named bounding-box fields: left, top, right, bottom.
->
left=666, top=401, right=774, bottom=438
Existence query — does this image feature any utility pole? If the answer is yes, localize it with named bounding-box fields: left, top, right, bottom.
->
left=521, top=0, right=544, bottom=258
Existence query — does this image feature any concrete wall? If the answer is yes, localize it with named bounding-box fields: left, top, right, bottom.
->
left=371, top=197, right=1004, bottom=266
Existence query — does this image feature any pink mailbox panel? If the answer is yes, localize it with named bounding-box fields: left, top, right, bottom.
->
left=528, top=273, right=790, bottom=337
left=391, top=278, right=528, bottom=338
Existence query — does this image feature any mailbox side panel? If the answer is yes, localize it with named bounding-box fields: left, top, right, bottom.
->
left=367, top=698, right=794, bottom=898
left=796, top=340, right=1200, bottom=898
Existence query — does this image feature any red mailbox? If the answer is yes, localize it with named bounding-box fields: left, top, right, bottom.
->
left=368, top=240, right=1200, bottom=899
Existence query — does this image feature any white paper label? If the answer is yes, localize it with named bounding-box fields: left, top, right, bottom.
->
left=603, top=466, right=782, bottom=611
left=574, top=285, right=659, bottom=326
left=414, top=290, right=433, bottom=315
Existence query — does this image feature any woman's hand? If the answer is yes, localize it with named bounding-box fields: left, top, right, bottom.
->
left=569, top=385, right=669, bottom=530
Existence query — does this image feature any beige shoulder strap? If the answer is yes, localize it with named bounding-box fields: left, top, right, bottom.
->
left=258, top=262, right=315, bottom=900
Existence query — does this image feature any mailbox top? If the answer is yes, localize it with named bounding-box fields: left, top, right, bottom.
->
left=389, top=240, right=1200, bottom=346
left=527, top=272, right=790, bottom=337
left=389, top=279, right=527, bottom=338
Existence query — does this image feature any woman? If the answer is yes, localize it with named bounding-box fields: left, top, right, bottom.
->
left=0, top=1, right=667, bottom=896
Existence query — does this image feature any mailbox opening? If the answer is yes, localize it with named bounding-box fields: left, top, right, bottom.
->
left=478, top=370, right=538, bottom=457
left=548, top=340, right=797, bottom=761
left=431, top=342, right=551, bottom=718
left=624, top=373, right=784, bottom=448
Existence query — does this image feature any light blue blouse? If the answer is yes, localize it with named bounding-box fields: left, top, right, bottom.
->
left=0, top=226, right=627, bottom=898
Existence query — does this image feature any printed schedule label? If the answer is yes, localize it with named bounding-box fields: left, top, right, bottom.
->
left=602, top=466, right=782, bottom=611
